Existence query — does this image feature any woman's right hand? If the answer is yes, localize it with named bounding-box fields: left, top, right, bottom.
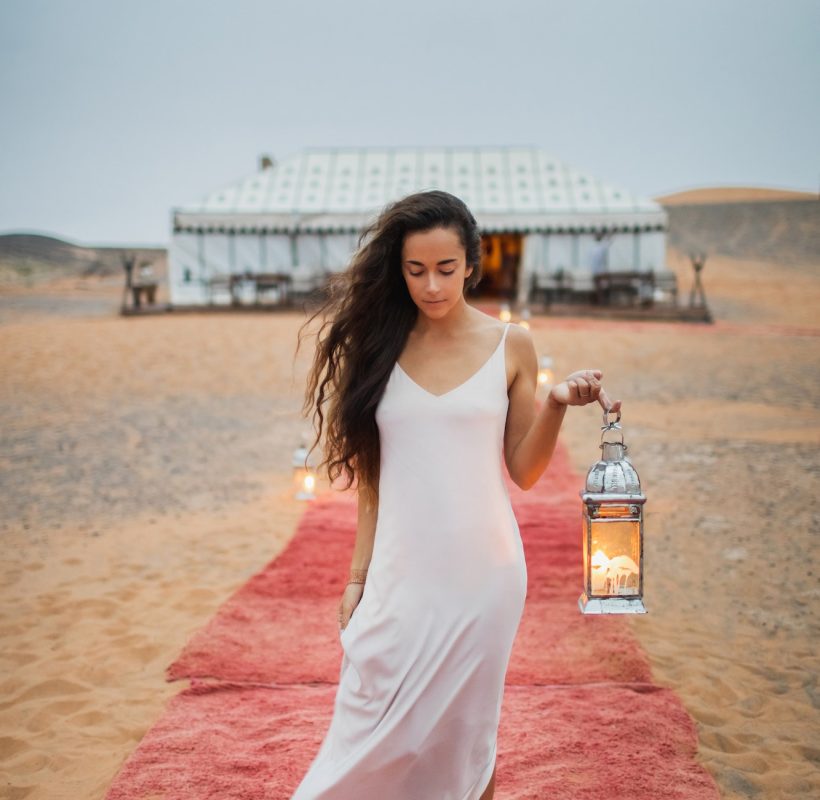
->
left=339, top=581, right=365, bottom=631
left=548, top=369, right=621, bottom=414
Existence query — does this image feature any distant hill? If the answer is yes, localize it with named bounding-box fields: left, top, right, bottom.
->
left=656, top=192, right=819, bottom=268
left=0, top=233, right=166, bottom=286
left=654, top=186, right=816, bottom=205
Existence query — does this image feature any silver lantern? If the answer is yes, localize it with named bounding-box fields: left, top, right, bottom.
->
left=579, top=408, right=647, bottom=614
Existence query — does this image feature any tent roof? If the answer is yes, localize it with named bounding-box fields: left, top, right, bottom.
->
left=174, top=146, right=666, bottom=230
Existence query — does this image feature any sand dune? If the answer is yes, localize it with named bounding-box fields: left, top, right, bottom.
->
left=654, top=186, right=816, bottom=204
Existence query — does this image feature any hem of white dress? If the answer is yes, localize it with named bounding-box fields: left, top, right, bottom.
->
left=464, top=738, right=498, bottom=800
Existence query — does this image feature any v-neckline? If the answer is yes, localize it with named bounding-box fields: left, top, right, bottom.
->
left=395, top=324, right=508, bottom=400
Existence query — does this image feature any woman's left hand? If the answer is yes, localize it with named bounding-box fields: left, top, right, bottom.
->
left=548, top=369, right=622, bottom=414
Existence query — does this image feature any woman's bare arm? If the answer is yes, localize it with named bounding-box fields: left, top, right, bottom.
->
left=339, top=483, right=378, bottom=629
left=503, top=325, right=620, bottom=491
left=503, top=327, right=566, bottom=490
left=350, top=482, right=378, bottom=572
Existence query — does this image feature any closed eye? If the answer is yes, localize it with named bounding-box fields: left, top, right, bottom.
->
left=409, top=270, right=455, bottom=277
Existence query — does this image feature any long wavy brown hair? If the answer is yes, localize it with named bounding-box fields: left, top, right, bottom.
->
left=296, top=190, right=483, bottom=503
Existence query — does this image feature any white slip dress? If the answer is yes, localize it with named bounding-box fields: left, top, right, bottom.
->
left=291, top=321, right=528, bottom=799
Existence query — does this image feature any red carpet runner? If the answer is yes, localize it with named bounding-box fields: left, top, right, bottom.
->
left=105, top=441, right=719, bottom=799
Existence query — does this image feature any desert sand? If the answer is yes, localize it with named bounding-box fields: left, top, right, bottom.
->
left=1, top=241, right=818, bottom=799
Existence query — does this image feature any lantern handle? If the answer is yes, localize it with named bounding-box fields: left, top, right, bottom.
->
left=600, top=407, right=624, bottom=446
left=601, top=407, right=621, bottom=430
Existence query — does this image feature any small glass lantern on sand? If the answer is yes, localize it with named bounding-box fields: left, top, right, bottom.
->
left=537, top=355, right=554, bottom=388
left=579, top=408, right=647, bottom=614
left=292, top=442, right=317, bottom=501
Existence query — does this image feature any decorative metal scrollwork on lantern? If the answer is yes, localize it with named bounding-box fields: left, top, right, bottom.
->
left=579, top=408, right=647, bottom=614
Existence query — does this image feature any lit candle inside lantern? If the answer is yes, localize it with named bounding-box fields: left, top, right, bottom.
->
left=589, top=548, right=640, bottom=595
left=590, top=548, right=609, bottom=593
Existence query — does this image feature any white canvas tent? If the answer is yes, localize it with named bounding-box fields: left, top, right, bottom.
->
left=168, top=146, right=670, bottom=307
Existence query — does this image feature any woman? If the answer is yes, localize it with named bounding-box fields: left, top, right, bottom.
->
left=293, top=190, right=621, bottom=799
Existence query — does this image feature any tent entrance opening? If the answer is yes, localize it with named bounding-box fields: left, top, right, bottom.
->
left=475, top=233, right=521, bottom=299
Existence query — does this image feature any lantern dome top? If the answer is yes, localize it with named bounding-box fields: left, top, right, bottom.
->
left=585, top=441, right=642, bottom=495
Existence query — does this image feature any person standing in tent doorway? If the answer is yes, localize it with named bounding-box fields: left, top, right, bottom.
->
left=293, top=189, right=621, bottom=799
left=590, top=229, right=615, bottom=277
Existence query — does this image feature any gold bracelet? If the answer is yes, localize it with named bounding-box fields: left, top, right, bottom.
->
left=348, top=567, right=368, bottom=584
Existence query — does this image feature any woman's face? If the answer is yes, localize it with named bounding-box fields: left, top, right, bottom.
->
left=400, top=226, right=474, bottom=317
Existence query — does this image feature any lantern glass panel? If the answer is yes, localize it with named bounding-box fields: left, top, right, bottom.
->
left=589, top=519, right=640, bottom=596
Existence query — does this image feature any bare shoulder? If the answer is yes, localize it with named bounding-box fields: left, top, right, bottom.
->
left=505, top=321, right=536, bottom=360
left=504, top=322, right=538, bottom=389
left=469, top=309, right=515, bottom=343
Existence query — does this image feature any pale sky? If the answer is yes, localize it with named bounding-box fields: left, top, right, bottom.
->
left=1, top=0, right=817, bottom=246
